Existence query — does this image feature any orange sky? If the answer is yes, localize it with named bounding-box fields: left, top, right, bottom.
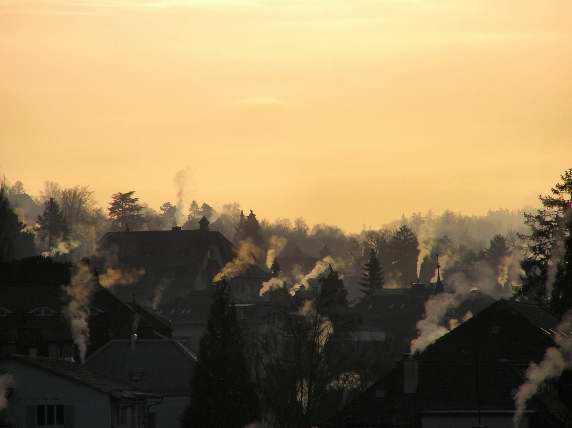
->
left=1, top=0, right=571, bottom=232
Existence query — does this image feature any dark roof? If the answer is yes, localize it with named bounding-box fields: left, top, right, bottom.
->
left=1, top=354, right=155, bottom=399
left=325, top=299, right=570, bottom=427
left=85, top=339, right=196, bottom=396
left=99, top=229, right=234, bottom=268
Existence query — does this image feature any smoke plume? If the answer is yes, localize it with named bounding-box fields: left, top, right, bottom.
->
left=0, top=374, right=14, bottom=411
left=99, top=267, right=145, bottom=288
left=41, top=240, right=80, bottom=258
left=152, top=278, right=171, bottom=310
left=62, top=261, right=97, bottom=363
left=213, top=240, right=261, bottom=282
left=265, top=235, right=287, bottom=269
left=289, top=256, right=340, bottom=296
left=174, top=168, right=190, bottom=226
left=259, top=277, right=286, bottom=296
left=513, top=311, right=572, bottom=426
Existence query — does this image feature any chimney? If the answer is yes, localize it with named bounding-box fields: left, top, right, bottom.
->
left=172, top=225, right=182, bottom=231
left=130, top=333, right=138, bottom=352
left=403, top=354, right=418, bottom=394
left=199, top=216, right=210, bottom=232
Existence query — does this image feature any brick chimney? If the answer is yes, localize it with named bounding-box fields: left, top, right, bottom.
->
left=172, top=225, right=182, bottom=231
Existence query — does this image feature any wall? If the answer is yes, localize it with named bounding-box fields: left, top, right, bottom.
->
left=0, top=361, right=112, bottom=428
left=150, top=397, right=188, bottom=428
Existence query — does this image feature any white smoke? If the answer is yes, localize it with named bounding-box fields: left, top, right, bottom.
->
left=259, top=277, right=286, bottom=297
left=411, top=261, right=508, bottom=354
left=0, top=373, right=14, bottom=411
left=62, top=261, right=97, bottom=363
left=265, top=235, right=287, bottom=269
left=98, top=267, right=145, bottom=288
left=289, top=256, right=340, bottom=296
left=173, top=168, right=190, bottom=226
left=214, top=240, right=261, bottom=283
left=513, top=311, right=572, bottom=426
left=152, top=278, right=171, bottom=310
left=41, top=240, right=80, bottom=258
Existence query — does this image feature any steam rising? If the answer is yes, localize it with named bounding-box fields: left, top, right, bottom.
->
left=99, top=267, right=145, bottom=288
left=213, top=240, right=261, bottom=282
left=41, top=240, right=80, bottom=258
left=62, top=261, right=97, bottom=363
left=265, top=235, right=287, bottom=269
left=174, top=168, right=190, bottom=226
left=513, top=311, right=572, bottom=426
left=0, top=374, right=14, bottom=411
left=411, top=261, right=510, bottom=354
left=152, top=278, right=171, bottom=310
left=289, top=256, right=340, bottom=296
left=259, top=277, right=286, bottom=296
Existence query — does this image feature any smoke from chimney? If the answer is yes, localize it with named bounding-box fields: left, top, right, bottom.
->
left=99, top=267, right=145, bottom=288
left=213, top=240, right=261, bottom=283
left=265, top=235, right=287, bottom=269
left=513, top=310, right=572, bottom=426
left=62, top=260, right=97, bottom=363
left=173, top=167, right=190, bottom=226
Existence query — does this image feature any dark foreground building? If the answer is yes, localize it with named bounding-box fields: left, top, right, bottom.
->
left=325, top=299, right=572, bottom=428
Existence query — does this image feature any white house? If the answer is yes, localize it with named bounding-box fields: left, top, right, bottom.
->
left=0, top=354, right=158, bottom=428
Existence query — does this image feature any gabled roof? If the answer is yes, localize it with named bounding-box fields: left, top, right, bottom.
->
left=1, top=354, right=155, bottom=399
left=325, top=299, right=571, bottom=427
left=99, top=229, right=234, bottom=268
left=85, top=339, right=196, bottom=396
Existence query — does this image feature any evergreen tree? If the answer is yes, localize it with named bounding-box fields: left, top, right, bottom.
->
left=0, top=188, right=35, bottom=262
left=550, top=212, right=572, bottom=315
left=360, top=248, right=384, bottom=296
left=521, top=168, right=572, bottom=301
left=181, top=281, right=259, bottom=428
left=389, top=225, right=419, bottom=286
left=234, top=210, right=263, bottom=246
left=108, top=191, right=143, bottom=231
left=37, top=198, right=68, bottom=247
left=159, top=202, right=177, bottom=228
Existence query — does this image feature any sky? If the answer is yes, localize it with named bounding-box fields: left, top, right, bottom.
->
left=1, top=0, right=571, bottom=232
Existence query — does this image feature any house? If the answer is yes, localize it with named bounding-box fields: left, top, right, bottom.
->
left=85, top=339, right=196, bottom=428
left=97, top=218, right=270, bottom=307
left=0, top=257, right=171, bottom=360
left=0, top=354, right=158, bottom=428
left=324, top=299, right=572, bottom=428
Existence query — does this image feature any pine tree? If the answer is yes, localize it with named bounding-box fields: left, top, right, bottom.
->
left=0, top=188, right=35, bottom=262
left=37, top=198, right=68, bottom=247
left=181, top=281, right=259, bottom=428
left=360, top=248, right=384, bottom=297
left=550, top=212, right=572, bottom=315
left=108, top=191, right=143, bottom=231
left=389, top=225, right=419, bottom=286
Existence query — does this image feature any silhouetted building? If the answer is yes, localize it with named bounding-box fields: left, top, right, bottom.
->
left=85, top=339, right=196, bottom=428
left=325, top=300, right=572, bottom=428
left=0, top=258, right=171, bottom=360
left=0, top=354, right=158, bottom=428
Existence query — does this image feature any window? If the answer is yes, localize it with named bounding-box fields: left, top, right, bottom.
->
left=37, top=405, right=65, bottom=427
left=29, top=307, right=57, bottom=317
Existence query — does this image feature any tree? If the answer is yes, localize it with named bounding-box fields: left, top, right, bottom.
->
left=550, top=212, right=572, bottom=314
left=108, top=191, right=143, bottom=231
left=181, top=281, right=259, bottom=428
left=37, top=198, right=68, bottom=248
left=389, top=225, right=419, bottom=286
left=60, top=186, right=95, bottom=228
left=521, top=168, right=572, bottom=301
left=235, top=210, right=264, bottom=246
left=360, top=248, right=384, bottom=297
left=0, top=188, right=36, bottom=262
left=159, top=202, right=177, bottom=228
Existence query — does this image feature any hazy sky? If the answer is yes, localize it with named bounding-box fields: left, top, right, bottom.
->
left=1, top=0, right=571, bottom=231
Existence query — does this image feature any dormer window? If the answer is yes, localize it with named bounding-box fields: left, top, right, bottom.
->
left=0, top=307, right=12, bottom=317
left=29, top=306, right=57, bottom=317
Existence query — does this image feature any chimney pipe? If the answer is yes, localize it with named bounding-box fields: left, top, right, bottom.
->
left=130, top=333, right=138, bottom=352
left=403, top=353, right=418, bottom=394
